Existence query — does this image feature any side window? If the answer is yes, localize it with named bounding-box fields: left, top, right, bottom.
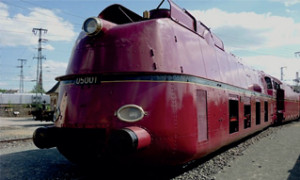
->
left=256, top=101, right=261, bottom=125
left=244, top=104, right=251, bottom=129
left=264, top=77, right=273, bottom=89
left=229, top=99, right=239, bottom=134
left=264, top=101, right=268, bottom=122
left=273, top=81, right=280, bottom=90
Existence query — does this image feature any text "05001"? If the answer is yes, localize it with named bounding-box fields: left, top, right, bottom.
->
left=75, top=76, right=98, bottom=85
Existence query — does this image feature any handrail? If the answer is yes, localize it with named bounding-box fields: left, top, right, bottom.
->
left=156, top=0, right=165, bottom=9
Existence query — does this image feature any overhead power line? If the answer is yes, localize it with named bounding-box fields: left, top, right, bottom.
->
left=20, top=0, right=86, bottom=20
left=0, top=16, right=81, bottom=27
left=3, top=0, right=84, bottom=20
left=0, top=29, right=74, bottom=39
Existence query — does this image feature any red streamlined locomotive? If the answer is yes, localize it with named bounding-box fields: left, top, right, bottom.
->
left=33, top=0, right=300, bottom=165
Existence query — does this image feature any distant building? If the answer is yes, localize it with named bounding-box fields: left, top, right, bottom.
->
left=0, top=93, right=50, bottom=117
left=1, top=89, right=18, bottom=94
left=46, top=82, right=60, bottom=111
left=0, top=93, right=50, bottom=105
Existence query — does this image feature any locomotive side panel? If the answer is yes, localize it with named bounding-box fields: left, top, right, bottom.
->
left=171, top=22, right=207, bottom=78
left=200, top=40, right=221, bottom=81
left=282, top=84, right=300, bottom=121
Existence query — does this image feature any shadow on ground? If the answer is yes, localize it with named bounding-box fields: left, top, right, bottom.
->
left=0, top=149, right=184, bottom=180
left=288, top=154, right=300, bottom=180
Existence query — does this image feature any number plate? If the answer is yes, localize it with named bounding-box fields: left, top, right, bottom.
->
left=75, top=76, right=99, bottom=85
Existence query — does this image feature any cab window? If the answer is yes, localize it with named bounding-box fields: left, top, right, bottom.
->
left=273, top=81, right=280, bottom=90
left=264, top=77, right=273, bottom=89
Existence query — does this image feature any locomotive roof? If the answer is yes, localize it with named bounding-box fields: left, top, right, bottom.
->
left=98, top=1, right=225, bottom=52
left=99, top=4, right=143, bottom=24
left=78, top=1, right=299, bottom=96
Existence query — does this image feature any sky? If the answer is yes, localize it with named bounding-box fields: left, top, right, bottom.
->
left=0, top=0, right=299, bottom=92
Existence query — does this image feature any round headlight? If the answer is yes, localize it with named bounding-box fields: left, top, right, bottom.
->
left=82, top=17, right=103, bottom=35
left=116, top=104, right=146, bottom=122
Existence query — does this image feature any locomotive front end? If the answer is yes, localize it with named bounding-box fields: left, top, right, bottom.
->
left=33, top=1, right=201, bottom=166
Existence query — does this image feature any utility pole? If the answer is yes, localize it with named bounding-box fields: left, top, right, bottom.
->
left=17, top=59, right=27, bottom=93
left=32, top=28, right=47, bottom=94
left=280, top=66, right=287, bottom=81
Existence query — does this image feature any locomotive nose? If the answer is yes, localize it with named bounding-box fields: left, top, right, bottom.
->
left=108, top=126, right=151, bottom=154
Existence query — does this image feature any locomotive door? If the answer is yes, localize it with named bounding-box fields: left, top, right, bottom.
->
left=196, top=89, right=208, bottom=142
left=276, top=88, right=285, bottom=122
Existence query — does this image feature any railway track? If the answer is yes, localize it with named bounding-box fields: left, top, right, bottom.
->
left=0, top=138, right=33, bottom=151
left=0, top=138, right=32, bottom=144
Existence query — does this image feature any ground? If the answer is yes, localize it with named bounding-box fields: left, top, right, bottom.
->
left=0, top=117, right=299, bottom=180
left=214, top=121, right=300, bottom=180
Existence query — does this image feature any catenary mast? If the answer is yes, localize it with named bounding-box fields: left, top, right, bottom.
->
left=17, top=58, right=27, bottom=93
left=32, top=28, right=47, bottom=93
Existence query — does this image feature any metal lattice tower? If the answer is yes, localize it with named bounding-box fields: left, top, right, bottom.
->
left=280, top=66, right=287, bottom=81
left=294, top=52, right=300, bottom=92
left=32, top=28, right=47, bottom=93
left=17, top=59, right=27, bottom=93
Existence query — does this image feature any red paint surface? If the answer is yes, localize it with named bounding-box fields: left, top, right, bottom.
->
left=54, top=0, right=300, bottom=165
left=126, top=126, right=151, bottom=150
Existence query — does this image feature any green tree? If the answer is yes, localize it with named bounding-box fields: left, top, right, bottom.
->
left=31, top=85, right=45, bottom=94
left=0, top=89, right=7, bottom=93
